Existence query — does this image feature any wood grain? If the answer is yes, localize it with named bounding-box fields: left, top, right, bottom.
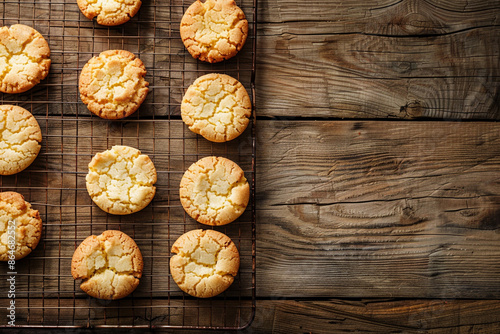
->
left=256, top=120, right=500, bottom=298
left=0, top=0, right=255, bottom=118
left=247, top=299, right=500, bottom=334
left=256, top=0, right=500, bottom=119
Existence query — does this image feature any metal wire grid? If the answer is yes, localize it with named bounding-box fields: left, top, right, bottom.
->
left=0, top=0, right=256, bottom=329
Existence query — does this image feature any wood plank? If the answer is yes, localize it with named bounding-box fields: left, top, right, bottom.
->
left=256, top=120, right=500, bottom=298
left=246, top=299, right=500, bottom=334
left=257, top=25, right=500, bottom=119
left=259, top=0, right=500, bottom=28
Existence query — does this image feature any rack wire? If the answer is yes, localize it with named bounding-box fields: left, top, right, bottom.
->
left=0, top=0, right=257, bottom=329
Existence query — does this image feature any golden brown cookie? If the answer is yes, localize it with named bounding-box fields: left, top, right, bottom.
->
left=181, top=74, right=251, bottom=142
left=180, top=0, right=248, bottom=63
left=180, top=156, right=249, bottom=226
left=0, top=105, right=42, bottom=175
left=0, top=192, right=42, bottom=261
left=79, top=50, right=149, bottom=120
left=71, top=230, right=143, bottom=300
left=170, top=229, right=240, bottom=298
left=86, top=145, right=157, bottom=215
left=0, top=24, right=51, bottom=93
left=77, top=0, right=142, bottom=26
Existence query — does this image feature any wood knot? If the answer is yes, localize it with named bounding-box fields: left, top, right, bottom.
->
left=397, top=12, right=436, bottom=35
left=400, top=101, right=424, bottom=118
left=399, top=204, right=427, bottom=226
left=275, top=36, right=291, bottom=57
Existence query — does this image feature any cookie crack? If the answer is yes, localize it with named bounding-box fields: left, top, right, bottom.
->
left=180, top=172, right=248, bottom=218
left=0, top=206, right=40, bottom=255
left=80, top=51, right=148, bottom=119
left=175, top=233, right=229, bottom=284
left=88, top=152, right=153, bottom=199
left=187, top=89, right=236, bottom=133
left=86, top=146, right=156, bottom=214
left=183, top=80, right=249, bottom=140
left=0, top=146, right=39, bottom=161
left=84, top=241, right=139, bottom=279
left=0, top=32, right=49, bottom=84
left=87, top=66, right=139, bottom=103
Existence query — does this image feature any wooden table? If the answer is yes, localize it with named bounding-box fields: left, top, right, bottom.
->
left=247, top=0, right=500, bottom=332
left=1, top=0, right=500, bottom=333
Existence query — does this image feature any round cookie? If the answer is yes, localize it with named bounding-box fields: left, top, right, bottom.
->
left=181, top=74, right=251, bottom=142
left=77, top=0, right=142, bottom=26
left=0, top=24, right=51, bottom=93
left=180, top=156, right=249, bottom=226
left=71, top=230, right=143, bottom=300
left=0, top=105, right=42, bottom=175
left=79, top=50, right=149, bottom=120
left=180, top=0, right=248, bottom=63
left=170, top=229, right=240, bottom=298
left=0, top=192, right=42, bottom=261
left=86, top=145, right=157, bottom=215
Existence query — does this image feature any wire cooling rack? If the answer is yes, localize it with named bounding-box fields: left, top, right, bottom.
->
left=0, top=0, right=257, bottom=329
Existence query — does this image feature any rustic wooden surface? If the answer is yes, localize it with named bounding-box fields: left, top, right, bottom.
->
left=257, top=121, right=500, bottom=299
left=1, top=0, right=500, bottom=333
left=256, top=0, right=500, bottom=119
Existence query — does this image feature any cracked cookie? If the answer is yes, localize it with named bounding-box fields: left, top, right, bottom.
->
left=86, top=145, right=157, bottom=215
left=170, top=229, right=239, bottom=298
left=181, top=73, right=251, bottom=142
left=77, top=0, right=142, bottom=26
left=180, top=156, right=249, bottom=226
left=79, top=50, right=149, bottom=120
left=0, top=105, right=42, bottom=175
left=0, top=192, right=42, bottom=261
left=0, top=24, right=51, bottom=93
left=71, top=230, right=143, bottom=300
left=180, top=0, right=248, bottom=63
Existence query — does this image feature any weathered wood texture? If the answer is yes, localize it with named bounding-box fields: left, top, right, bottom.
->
left=256, top=0, right=500, bottom=119
left=257, top=120, right=500, bottom=298
left=246, top=299, right=500, bottom=334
